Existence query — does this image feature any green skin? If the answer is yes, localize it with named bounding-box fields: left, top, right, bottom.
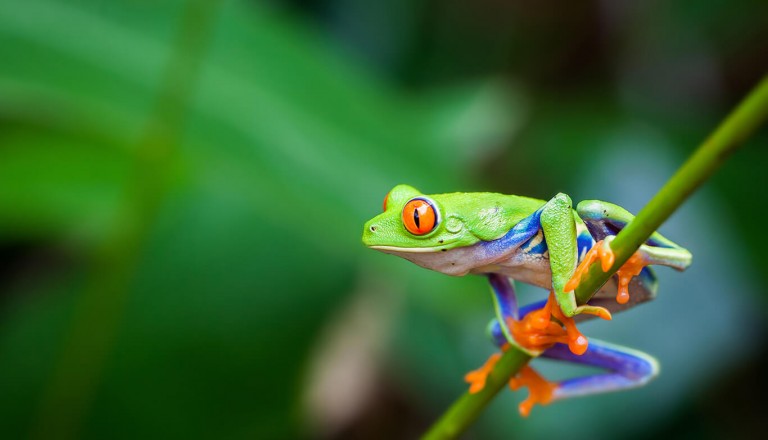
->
left=362, top=184, right=692, bottom=351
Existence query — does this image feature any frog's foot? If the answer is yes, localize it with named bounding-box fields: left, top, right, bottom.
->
left=565, top=238, right=651, bottom=305
left=464, top=352, right=502, bottom=394
left=509, top=365, right=557, bottom=417
left=511, top=293, right=591, bottom=355
left=613, top=252, right=649, bottom=304
left=564, top=239, right=615, bottom=292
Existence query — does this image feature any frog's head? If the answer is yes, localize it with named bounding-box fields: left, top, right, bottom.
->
left=362, top=184, right=509, bottom=275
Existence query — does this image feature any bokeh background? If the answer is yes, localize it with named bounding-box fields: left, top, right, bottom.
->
left=1, top=0, right=767, bottom=438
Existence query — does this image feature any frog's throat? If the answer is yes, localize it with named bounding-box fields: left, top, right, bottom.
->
left=369, top=242, right=491, bottom=276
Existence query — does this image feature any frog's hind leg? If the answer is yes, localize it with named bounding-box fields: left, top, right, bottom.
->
left=535, top=341, right=658, bottom=403
left=567, top=200, right=692, bottom=304
left=576, top=200, right=692, bottom=270
left=633, top=242, right=692, bottom=270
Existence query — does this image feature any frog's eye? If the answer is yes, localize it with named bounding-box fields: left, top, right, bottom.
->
left=402, top=197, right=439, bottom=235
left=383, top=191, right=390, bottom=212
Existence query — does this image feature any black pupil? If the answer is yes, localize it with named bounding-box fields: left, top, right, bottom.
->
left=413, top=207, right=420, bottom=228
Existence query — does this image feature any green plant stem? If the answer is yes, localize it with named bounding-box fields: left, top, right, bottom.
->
left=422, top=74, right=768, bottom=440
left=422, top=348, right=532, bottom=440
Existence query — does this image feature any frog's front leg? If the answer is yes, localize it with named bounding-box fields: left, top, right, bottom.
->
left=487, top=274, right=592, bottom=355
left=487, top=318, right=658, bottom=417
left=466, top=276, right=570, bottom=393
left=566, top=200, right=693, bottom=304
left=539, top=194, right=612, bottom=321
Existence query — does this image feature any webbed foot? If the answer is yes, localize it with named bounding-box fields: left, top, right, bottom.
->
left=509, top=365, right=556, bottom=417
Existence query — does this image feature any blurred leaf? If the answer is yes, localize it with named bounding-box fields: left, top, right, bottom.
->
left=0, top=0, right=520, bottom=437
left=0, top=126, right=130, bottom=241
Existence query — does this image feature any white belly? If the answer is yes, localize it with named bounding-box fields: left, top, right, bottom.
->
left=470, top=251, right=553, bottom=289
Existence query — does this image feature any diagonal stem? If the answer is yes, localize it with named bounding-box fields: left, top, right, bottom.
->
left=422, top=74, right=768, bottom=440
left=575, top=75, right=768, bottom=303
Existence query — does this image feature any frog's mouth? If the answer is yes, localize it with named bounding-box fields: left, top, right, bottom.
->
left=369, top=245, right=444, bottom=253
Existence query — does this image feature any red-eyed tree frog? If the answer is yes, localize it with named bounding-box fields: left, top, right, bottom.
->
left=362, top=184, right=691, bottom=416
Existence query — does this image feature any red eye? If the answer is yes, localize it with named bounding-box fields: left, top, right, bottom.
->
left=383, top=192, right=390, bottom=212
left=402, top=198, right=438, bottom=235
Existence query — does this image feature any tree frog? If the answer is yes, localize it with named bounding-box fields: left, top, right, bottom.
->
left=362, top=184, right=691, bottom=416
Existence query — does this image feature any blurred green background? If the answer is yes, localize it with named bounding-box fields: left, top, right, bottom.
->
left=0, top=0, right=767, bottom=438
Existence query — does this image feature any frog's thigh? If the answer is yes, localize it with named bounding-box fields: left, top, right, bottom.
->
left=539, top=193, right=579, bottom=316
left=577, top=199, right=685, bottom=251
left=541, top=340, right=659, bottom=401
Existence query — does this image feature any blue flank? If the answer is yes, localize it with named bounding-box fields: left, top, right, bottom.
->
left=477, top=207, right=599, bottom=262
left=524, top=235, right=548, bottom=255
left=477, top=208, right=543, bottom=260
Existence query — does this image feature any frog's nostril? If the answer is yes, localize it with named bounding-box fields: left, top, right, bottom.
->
left=370, top=225, right=377, bottom=232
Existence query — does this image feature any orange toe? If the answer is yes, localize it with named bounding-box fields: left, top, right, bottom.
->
left=509, top=365, right=557, bottom=417
left=564, top=248, right=594, bottom=292
left=597, top=241, right=615, bottom=271
left=565, top=240, right=616, bottom=292
left=614, top=252, right=649, bottom=304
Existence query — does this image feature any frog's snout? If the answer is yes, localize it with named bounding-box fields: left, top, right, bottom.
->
left=362, top=220, right=378, bottom=246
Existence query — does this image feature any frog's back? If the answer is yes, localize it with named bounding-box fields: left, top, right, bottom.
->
left=436, top=191, right=546, bottom=242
